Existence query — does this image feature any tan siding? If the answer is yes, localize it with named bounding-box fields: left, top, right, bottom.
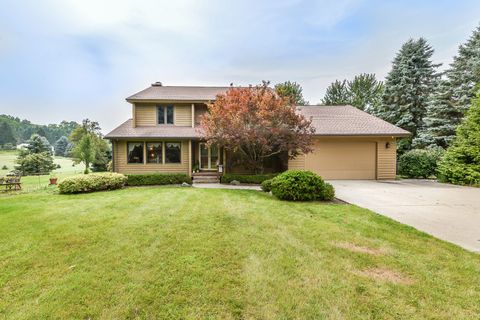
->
left=288, top=136, right=398, bottom=180
left=174, top=105, right=192, bottom=126
left=288, top=154, right=306, bottom=170
left=377, top=138, right=396, bottom=180
left=114, top=140, right=190, bottom=174
left=134, top=105, right=156, bottom=126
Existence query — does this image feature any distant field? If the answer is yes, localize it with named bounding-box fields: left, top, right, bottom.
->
left=0, top=150, right=82, bottom=192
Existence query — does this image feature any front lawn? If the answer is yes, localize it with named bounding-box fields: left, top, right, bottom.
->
left=0, top=187, right=479, bottom=319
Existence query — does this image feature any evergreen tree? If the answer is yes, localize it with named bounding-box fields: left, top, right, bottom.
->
left=413, top=25, right=480, bottom=149
left=25, top=134, right=52, bottom=154
left=413, top=79, right=463, bottom=149
left=437, top=92, right=480, bottom=186
left=348, top=73, right=384, bottom=112
left=54, top=136, right=70, bottom=157
left=378, top=38, right=440, bottom=152
left=0, top=121, right=16, bottom=146
left=322, top=80, right=350, bottom=105
left=447, top=25, right=480, bottom=115
left=274, top=81, right=308, bottom=105
left=15, top=134, right=55, bottom=175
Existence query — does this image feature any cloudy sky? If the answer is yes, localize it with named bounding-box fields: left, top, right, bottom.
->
left=1, top=0, right=479, bottom=132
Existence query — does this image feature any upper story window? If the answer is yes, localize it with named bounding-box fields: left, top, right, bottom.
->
left=157, top=105, right=174, bottom=124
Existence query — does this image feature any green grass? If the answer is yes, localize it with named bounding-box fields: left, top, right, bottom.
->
left=0, top=150, right=81, bottom=192
left=0, top=187, right=479, bottom=319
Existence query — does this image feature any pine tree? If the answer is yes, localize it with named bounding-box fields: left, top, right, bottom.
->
left=378, top=38, right=440, bottom=152
left=274, top=81, right=308, bottom=105
left=413, top=25, right=480, bottom=149
left=25, top=134, right=52, bottom=154
left=414, top=79, right=463, bottom=149
left=322, top=80, right=350, bottom=105
left=54, top=136, right=70, bottom=157
left=437, top=92, right=480, bottom=186
left=447, top=25, right=480, bottom=115
left=348, top=73, right=384, bottom=112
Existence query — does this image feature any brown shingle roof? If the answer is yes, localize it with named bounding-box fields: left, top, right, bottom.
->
left=126, top=85, right=231, bottom=102
left=298, top=105, right=410, bottom=137
left=105, top=119, right=202, bottom=139
left=105, top=105, right=410, bottom=139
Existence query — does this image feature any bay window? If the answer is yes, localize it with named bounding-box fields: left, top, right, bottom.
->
left=146, top=142, right=162, bottom=164
left=165, top=142, right=181, bottom=163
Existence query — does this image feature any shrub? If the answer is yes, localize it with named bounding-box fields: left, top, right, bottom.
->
left=270, top=170, right=335, bottom=201
left=126, top=173, right=191, bottom=186
left=58, top=173, right=127, bottom=194
left=437, top=94, right=480, bottom=186
left=261, top=179, right=273, bottom=192
left=15, top=151, right=56, bottom=175
left=220, top=173, right=278, bottom=184
left=1, top=165, right=7, bottom=170
left=398, top=148, right=444, bottom=178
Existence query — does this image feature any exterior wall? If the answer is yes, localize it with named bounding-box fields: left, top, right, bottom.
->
left=376, top=138, right=397, bottom=179
left=287, top=136, right=398, bottom=180
left=113, top=139, right=190, bottom=175
left=133, top=103, right=194, bottom=127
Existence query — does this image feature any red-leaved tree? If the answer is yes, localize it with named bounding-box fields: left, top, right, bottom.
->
left=200, top=82, right=315, bottom=173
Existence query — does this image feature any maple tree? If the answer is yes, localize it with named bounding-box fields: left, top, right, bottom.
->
left=200, top=82, right=315, bottom=173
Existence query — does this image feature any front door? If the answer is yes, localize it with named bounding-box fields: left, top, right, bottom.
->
left=199, top=143, right=220, bottom=170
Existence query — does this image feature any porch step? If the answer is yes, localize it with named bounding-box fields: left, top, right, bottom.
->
left=192, top=172, right=220, bottom=184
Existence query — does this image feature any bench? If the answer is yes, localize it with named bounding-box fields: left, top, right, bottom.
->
left=0, top=175, right=22, bottom=192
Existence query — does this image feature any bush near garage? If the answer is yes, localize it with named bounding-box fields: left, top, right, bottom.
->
left=398, top=148, right=444, bottom=178
left=269, top=170, right=335, bottom=201
left=58, top=173, right=127, bottom=194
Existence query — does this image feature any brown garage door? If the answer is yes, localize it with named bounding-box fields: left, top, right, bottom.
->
left=305, top=140, right=377, bottom=179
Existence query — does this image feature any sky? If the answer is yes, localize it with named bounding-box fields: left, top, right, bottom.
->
left=1, top=0, right=479, bottom=133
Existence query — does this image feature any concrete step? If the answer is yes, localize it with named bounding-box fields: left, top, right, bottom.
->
left=192, top=178, right=220, bottom=183
left=192, top=171, right=219, bottom=177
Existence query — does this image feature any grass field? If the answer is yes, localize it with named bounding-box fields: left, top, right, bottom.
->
left=1, top=187, right=479, bottom=319
left=0, top=150, right=81, bottom=191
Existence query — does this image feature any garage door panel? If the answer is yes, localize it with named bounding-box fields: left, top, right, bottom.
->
left=305, top=141, right=376, bottom=180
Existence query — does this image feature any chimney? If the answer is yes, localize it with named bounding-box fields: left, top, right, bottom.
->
left=152, top=81, right=163, bottom=86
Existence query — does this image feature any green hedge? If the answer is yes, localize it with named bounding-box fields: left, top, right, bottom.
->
left=269, top=170, right=335, bottom=201
left=58, top=173, right=127, bottom=194
left=398, top=148, right=444, bottom=178
left=261, top=179, right=273, bottom=192
left=126, top=173, right=191, bottom=186
left=220, top=173, right=278, bottom=184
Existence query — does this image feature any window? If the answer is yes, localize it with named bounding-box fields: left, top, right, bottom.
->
left=165, top=142, right=181, bottom=163
left=146, top=142, right=162, bottom=164
left=157, top=105, right=174, bottom=124
left=127, top=142, right=143, bottom=164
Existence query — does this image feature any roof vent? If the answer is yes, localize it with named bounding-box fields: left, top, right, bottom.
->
left=152, top=81, right=163, bottom=87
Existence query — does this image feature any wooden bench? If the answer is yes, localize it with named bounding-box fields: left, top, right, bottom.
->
left=0, top=175, right=22, bottom=192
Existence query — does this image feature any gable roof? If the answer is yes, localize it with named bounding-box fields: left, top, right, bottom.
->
left=126, top=85, right=231, bottom=102
left=298, top=105, right=410, bottom=137
left=105, top=105, right=410, bottom=139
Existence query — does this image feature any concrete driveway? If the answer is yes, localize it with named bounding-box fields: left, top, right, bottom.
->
left=329, top=180, right=480, bottom=253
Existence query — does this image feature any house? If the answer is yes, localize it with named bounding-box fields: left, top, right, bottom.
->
left=105, top=83, right=410, bottom=180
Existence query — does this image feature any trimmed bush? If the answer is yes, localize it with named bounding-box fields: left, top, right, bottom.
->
left=261, top=179, right=273, bottom=192
left=220, top=173, right=278, bottom=184
left=270, top=170, right=335, bottom=201
left=58, top=173, right=127, bottom=194
left=126, top=173, right=191, bottom=186
left=398, top=148, right=444, bottom=178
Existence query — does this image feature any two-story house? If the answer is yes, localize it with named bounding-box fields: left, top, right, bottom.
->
left=105, top=82, right=409, bottom=180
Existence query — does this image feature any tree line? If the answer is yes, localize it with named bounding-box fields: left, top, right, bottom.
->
left=0, top=115, right=79, bottom=149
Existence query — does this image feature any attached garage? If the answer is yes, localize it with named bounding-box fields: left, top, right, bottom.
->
left=305, top=139, right=376, bottom=179
left=289, top=106, right=410, bottom=180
